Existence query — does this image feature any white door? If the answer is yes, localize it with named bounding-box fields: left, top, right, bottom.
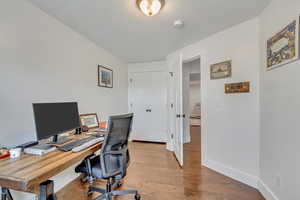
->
left=129, top=71, right=167, bottom=143
left=170, top=54, right=184, bottom=166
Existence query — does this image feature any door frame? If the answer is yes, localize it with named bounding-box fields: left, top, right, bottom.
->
left=182, top=58, right=201, bottom=144
left=182, top=53, right=206, bottom=165
left=167, top=52, right=206, bottom=166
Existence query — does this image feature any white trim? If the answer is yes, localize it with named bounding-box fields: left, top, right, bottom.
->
left=258, top=179, right=280, bottom=200
left=203, top=159, right=259, bottom=189
left=182, top=55, right=201, bottom=64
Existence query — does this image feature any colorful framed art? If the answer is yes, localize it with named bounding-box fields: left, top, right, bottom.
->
left=267, top=17, right=300, bottom=70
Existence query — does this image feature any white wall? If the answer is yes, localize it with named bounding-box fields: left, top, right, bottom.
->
left=167, top=18, right=261, bottom=188
left=259, top=0, right=300, bottom=199
left=128, top=61, right=166, bottom=73
left=0, top=0, right=128, bottom=199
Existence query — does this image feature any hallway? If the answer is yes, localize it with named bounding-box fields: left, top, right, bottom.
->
left=184, top=125, right=202, bottom=168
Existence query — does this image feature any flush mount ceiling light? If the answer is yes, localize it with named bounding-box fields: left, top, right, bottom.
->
left=136, top=0, right=165, bottom=16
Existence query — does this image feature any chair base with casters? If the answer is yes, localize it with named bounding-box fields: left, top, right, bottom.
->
left=87, top=177, right=141, bottom=200
left=81, top=175, right=96, bottom=183
left=76, top=158, right=141, bottom=200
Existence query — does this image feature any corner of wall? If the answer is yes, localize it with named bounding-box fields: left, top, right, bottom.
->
left=203, top=159, right=259, bottom=189
left=258, top=179, right=280, bottom=200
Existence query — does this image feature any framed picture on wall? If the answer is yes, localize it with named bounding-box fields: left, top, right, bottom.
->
left=267, top=18, right=300, bottom=70
left=210, top=60, right=232, bottom=80
left=98, top=65, right=113, bottom=88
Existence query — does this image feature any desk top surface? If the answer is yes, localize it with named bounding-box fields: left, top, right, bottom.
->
left=0, top=133, right=103, bottom=193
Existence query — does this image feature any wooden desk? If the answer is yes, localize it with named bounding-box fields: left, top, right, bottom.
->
left=0, top=134, right=102, bottom=200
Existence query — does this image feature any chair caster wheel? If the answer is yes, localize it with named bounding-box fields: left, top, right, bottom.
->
left=117, top=182, right=122, bottom=187
left=135, top=194, right=141, bottom=200
left=87, top=188, right=94, bottom=196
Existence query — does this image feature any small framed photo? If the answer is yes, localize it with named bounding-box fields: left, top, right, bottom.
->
left=98, top=65, right=113, bottom=88
left=80, top=113, right=99, bottom=129
left=210, top=60, right=232, bottom=80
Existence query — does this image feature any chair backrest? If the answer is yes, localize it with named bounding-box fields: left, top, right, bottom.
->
left=100, top=113, right=133, bottom=178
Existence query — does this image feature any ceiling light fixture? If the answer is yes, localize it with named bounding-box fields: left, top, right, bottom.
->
left=136, top=0, right=165, bottom=17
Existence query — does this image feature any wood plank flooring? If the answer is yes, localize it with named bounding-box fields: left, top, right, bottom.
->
left=56, top=126, right=265, bottom=200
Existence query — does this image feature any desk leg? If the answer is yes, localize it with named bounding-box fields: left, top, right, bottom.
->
left=1, top=188, right=13, bottom=200
left=38, top=180, right=56, bottom=200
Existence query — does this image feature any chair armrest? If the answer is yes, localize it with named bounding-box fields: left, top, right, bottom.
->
left=84, top=154, right=96, bottom=175
left=102, top=149, right=125, bottom=156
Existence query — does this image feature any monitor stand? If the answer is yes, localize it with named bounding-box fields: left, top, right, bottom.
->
left=48, top=135, right=72, bottom=145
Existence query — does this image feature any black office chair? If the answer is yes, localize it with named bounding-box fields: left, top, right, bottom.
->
left=75, top=113, right=141, bottom=200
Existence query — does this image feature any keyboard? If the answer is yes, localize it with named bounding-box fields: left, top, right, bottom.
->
left=72, top=137, right=104, bottom=152
left=57, top=137, right=96, bottom=152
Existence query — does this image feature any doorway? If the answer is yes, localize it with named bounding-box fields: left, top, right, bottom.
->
left=181, top=58, right=201, bottom=166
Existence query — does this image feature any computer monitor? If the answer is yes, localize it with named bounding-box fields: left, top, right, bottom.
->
left=32, top=102, right=80, bottom=143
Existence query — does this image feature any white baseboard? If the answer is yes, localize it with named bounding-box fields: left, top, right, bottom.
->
left=203, top=159, right=258, bottom=189
left=257, top=179, right=279, bottom=200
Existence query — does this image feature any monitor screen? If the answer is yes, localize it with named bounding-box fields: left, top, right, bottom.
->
left=32, top=102, right=80, bottom=140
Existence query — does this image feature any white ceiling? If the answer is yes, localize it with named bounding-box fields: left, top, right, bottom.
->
left=27, top=0, right=271, bottom=63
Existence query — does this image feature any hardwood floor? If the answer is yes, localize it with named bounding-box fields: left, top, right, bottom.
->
left=56, top=126, right=265, bottom=200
